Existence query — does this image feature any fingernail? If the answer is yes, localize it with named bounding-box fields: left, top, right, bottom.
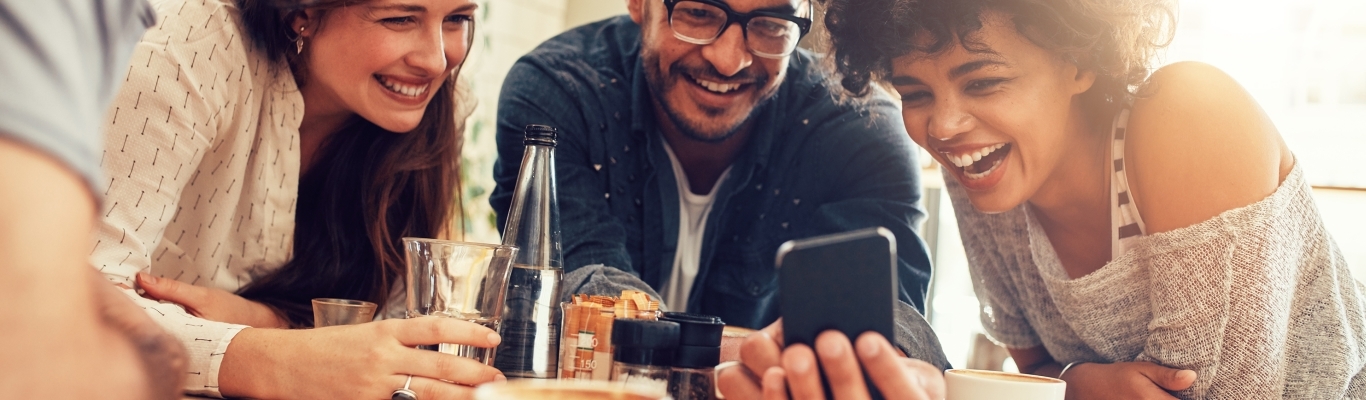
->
left=790, top=353, right=811, bottom=374
left=137, top=272, right=158, bottom=285
left=857, top=335, right=880, bottom=358
left=817, top=336, right=844, bottom=357
left=487, top=332, right=502, bottom=346
left=494, top=373, right=507, bottom=382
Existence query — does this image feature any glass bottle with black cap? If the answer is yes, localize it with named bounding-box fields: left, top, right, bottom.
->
left=495, top=124, right=565, bottom=379
left=612, top=319, right=681, bottom=395
left=662, top=312, right=725, bottom=400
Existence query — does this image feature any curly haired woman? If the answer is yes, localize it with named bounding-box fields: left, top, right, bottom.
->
left=760, top=0, right=1366, bottom=398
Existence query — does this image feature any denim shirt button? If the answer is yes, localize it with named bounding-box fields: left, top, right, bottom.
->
left=749, top=285, right=761, bottom=295
left=598, top=122, right=607, bottom=131
left=635, top=198, right=642, bottom=206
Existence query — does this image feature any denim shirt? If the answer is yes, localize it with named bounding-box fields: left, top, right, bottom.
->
left=492, top=16, right=936, bottom=343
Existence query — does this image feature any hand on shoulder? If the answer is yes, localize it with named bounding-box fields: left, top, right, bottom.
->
left=1126, top=61, right=1295, bottom=234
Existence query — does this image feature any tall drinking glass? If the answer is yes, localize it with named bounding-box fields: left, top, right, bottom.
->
left=403, top=238, right=517, bottom=365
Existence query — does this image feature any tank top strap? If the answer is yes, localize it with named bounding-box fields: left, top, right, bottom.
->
left=1110, top=108, right=1148, bottom=259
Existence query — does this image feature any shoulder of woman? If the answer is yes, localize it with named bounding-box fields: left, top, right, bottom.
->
left=145, top=0, right=244, bottom=42
left=1125, top=61, right=1291, bottom=234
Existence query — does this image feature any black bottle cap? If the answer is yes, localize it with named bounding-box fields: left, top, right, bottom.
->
left=612, top=319, right=680, bottom=349
left=614, top=346, right=676, bottom=367
left=674, top=345, right=722, bottom=368
left=523, top=124, right=557, bottom=146
left=660, top=312, right=724, bottom=347
left=612, top=319, right=680, bottom=367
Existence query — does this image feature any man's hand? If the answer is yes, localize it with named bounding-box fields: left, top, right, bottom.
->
left=136, top=272, right=290, bottom=328
left=717, top=319, right=944, bottom=400
left=1063, top=361, right=1196, bottom=400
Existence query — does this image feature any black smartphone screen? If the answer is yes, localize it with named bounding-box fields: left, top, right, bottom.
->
left=776, top=227, right=897, bottom=400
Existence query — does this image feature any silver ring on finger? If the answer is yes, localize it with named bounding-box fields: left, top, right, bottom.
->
left=391, top=374, right=418, bottom=400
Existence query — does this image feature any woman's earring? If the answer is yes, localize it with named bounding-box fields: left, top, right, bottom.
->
left=295, top=26, right=305, bottom=54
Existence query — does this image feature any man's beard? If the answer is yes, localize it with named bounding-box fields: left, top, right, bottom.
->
left=641, top=49, right=778, bottom=144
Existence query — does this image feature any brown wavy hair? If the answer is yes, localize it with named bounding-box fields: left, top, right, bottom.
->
left=232, top=0, right=473, bottom=327
left=820, top=0, right=1176, bottom=119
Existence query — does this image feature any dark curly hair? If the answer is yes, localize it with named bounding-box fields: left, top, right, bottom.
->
left=820, top=0, right=1175, bottom=117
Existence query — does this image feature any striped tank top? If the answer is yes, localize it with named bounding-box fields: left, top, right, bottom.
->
left=1110, top=108, right=1147, bottom=258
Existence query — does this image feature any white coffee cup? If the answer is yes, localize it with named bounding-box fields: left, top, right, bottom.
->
left=944, top=369, right=1066, bottom=400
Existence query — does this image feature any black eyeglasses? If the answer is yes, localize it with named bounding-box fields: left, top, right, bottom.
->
left=662, top=0, right=813, bottom=59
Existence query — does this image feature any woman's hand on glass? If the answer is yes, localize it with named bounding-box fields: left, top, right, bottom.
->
left=717, top=318, right=944, bottom=400
left=220, top=316, right=505, bottom=400
left=1062, top=361, right=1196, bottom=400
left=135, top=272, right=288, bottom=328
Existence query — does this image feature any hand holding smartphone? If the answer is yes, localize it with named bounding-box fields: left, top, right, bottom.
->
left=775, top=227, right=898, bottom=400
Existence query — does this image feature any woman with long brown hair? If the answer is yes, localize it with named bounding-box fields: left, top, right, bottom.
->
left=90, top=0, right=500, bottom=398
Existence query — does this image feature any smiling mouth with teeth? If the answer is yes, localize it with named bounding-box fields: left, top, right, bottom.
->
left=693, top=76, right=745, bottom=94
left=375, top=74, right=430, bottom=98
left=943, top=143, right=1012, bottom=180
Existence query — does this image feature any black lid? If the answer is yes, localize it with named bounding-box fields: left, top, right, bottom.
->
left=614, top=346, right=676, bottom=367
left=523, top=124, right=557, bottom=146
left=611, top=319, right=680, bottom=349
left=660, top=312, right=724, bottom=347
left=674, top=345, right=722, bottom=368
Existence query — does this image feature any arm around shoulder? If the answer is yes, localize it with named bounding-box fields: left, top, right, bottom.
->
left=0, top=138, right=186, bottom=399
left=1126, top=61, right=1295, bottom=234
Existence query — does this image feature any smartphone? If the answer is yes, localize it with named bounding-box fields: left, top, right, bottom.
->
left=775, top=227, right=897, bottom=400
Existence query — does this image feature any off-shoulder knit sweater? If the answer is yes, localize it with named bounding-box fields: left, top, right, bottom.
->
left=950, top=164, right=1366, bottom=398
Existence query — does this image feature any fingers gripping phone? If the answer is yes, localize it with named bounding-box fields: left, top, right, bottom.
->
left=776, top=227, right=897, bottom=400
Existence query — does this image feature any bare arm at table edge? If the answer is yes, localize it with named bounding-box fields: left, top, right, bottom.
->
left=0, top=137, right=187, bottom=399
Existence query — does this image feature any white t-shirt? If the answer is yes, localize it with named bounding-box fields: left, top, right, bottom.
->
left=659, top=143, right=730, bottom=311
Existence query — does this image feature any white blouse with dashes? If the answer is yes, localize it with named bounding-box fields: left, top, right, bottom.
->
left=91, top=0, right=302, bottom=396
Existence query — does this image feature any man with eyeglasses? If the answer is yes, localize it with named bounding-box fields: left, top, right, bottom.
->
left=493, top=0, right=949, bottom=394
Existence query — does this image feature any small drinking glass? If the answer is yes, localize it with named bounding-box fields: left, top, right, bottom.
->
left=403, top=238, right=517, bottom=365
left=311, top=298, right=378, bottom=328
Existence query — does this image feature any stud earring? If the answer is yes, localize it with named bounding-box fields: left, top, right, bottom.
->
left=295, top=26, right=305, bottom=54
